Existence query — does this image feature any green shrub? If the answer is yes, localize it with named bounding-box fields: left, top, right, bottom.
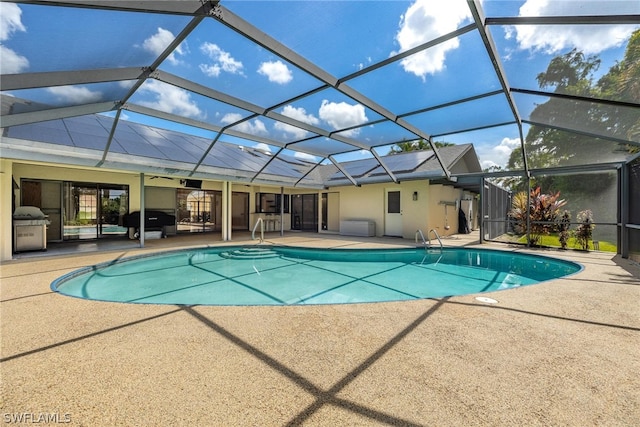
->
left=558, top=210, right=571, bottom=249
left=574, top=210, right=594, bottom=251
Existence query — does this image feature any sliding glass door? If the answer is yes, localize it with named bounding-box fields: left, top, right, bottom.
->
left=176, top=190, right=249, bottom=233
left=176, top=189, right=220, bottom=233
left=63, top=183, right=128, bottom=240
left=291, top=194, right=318, bottom=231
left=99, top=187, right=128, bottom=237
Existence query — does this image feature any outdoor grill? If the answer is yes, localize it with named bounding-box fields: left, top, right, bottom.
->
left=13, top=206, right=50, bottom=252
left=122, top=210, right=176, bottom=239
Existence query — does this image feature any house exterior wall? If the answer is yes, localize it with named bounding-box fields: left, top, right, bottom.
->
left=325, top=192, right=340, bottom=232
left=426, top=184, right=464, bottom=238
left=335, top=184, right=387, bottom=234
left=328, top=181, right=469, bottom=239
left=2, top=160, right=477, bottom=260
left=12, top=162, right=142, bottom=208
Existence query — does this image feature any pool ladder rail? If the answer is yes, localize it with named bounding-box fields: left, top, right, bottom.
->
left=415, top=229, right=443, bottom=251
left=252, top=218, right=264, bottom=243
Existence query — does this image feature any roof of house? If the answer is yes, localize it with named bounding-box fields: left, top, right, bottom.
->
left=2, top=94, right=481, bottom=188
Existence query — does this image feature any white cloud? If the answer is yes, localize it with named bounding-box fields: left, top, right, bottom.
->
left=274, top=123, right=307, bottom=139
left=0, top=3, right=29, bottom=73
left=199, top=42, right=243, bottom=77
left=356, top=56, right=373, bottom=71
left=478, top=137, right=521, bottom=169
left=281, top=105, right=320, bottom=126
left=46, top=85, right=103, bottom=104
left=0, top=45, right=29, bottom=74
left=319, top=100, right=368, bottom=137
left=222, top=114, right=268, bottom=136
left=0, top=2, right=25, bottom=40
left=512, top=0, right=637, bottom=54
left=393, top=0, right=471, bottom=80
left=274, top=105, right=320, bottom=139
left=221, top=113, right=243, bottom=125
left=258, top=60, right=293, bottom=84
left=294, top=151, right=319, bottom=162
left=118, top=80, right=136, bottom=90
left=138, top=80, right=203, bottom=119
left=253, top=143, right=272, bottom=153
left=236, top=119, right=268, bottom=136
left=141, top=27, right=186, bottom=65
left=199, top=63, right=221, bottom=78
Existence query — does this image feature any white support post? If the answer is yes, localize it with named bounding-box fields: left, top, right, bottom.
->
left=1, top=160, right=14, bottom=261
left=222, top=181, right=232, bottom=241
left=280, top=186, right=285, bottom=236
left=139, top=173, right=145, bottom=248
left=317, top=190, right=322, bottom=233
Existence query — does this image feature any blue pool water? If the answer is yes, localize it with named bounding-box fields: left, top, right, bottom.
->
left=51, top=246, right=582, bottom=306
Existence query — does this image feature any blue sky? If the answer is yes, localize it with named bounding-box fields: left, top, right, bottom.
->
left=1, top=0, right=638, bottom=170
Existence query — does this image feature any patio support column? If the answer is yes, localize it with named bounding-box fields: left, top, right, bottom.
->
left=222, top=181, right=231, bottom=241
left=317, top=190, right=322, bottom=233
left=0, top=160, right=14, bottom=261
left=479, top=177, right=485, bottom=244
left=139, top=173, right=145, bottom=248
left=620, top=163, right=629, bottom=258
left=280, top=186, right=285, bottom=237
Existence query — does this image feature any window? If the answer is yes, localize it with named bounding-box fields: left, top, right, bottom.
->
left=256, top=193, right=289, bottom=213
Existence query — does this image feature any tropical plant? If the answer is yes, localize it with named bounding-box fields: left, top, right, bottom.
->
left=557, top=210, right=571, bottom=249
left=574, top=209, right=594, bottom=250
left=509, top=186, right=567, bottom=246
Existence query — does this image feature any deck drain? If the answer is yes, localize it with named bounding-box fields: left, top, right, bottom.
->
left=475, top=296, right=498, bottom=304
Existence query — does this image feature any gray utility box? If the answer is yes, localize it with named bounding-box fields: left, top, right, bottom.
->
left=339, top=220, right=376, bottom=237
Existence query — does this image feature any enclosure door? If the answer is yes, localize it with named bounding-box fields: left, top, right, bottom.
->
left=385, top=189, right=403, bottom=237
left=291, top=194, right=318, bottom=231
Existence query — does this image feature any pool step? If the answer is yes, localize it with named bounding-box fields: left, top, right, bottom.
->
left=220, top=247, right=280, bottom=260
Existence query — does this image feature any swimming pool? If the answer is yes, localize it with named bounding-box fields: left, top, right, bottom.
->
left=51, top=246, right=582, bottom=306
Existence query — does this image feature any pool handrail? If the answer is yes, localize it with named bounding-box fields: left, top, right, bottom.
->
left=429, top=229, right=443, bottom=251
left=252, top=218, right=264, bottom=243
left=415, top=228, right=443, bottom=251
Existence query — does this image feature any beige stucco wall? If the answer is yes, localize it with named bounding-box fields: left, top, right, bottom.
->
left=2, top=160, right=478, bottom=260
left=13, top=162, right=142, bottom=209
left=328, top=180, right=468, bottom=239
left=425, top=184, right=464, bottom=238
left=325, top=192, right=340, bottom=232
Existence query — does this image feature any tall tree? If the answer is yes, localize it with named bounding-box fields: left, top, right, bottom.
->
left=389, top=138, right=453, bottom=154
left=508, top=49, right=602, bottom=170
left=508, top=29, right=640, bottom=172
left=597, top=29, right=640, bottom=144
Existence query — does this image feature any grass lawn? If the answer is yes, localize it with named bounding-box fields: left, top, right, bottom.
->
left=516, top=234, right=616, bottom=252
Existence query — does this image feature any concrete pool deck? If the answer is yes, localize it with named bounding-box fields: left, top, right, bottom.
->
left=2, top=232, right=639, bottom=426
